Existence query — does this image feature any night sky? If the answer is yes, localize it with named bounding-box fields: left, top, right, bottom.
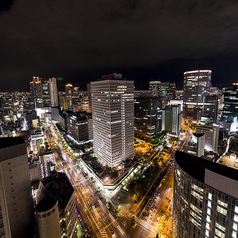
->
left=1, top=0, right=238, bottom=91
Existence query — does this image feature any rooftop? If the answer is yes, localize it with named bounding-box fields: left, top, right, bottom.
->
left=36, top=197, right=57, bottom=212
left=0, top=137, right=25, bottom=149
left=41, top=171, right=74, bottom=210
left=175, top=151, right=238, bottom=183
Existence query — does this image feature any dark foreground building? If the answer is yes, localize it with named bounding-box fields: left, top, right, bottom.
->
left=174, top=151, right=238, bottom=238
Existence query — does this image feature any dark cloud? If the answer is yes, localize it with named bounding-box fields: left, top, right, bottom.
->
left=0, top=0, right=13, bottom=12
left=1, top=0, right=238, bottom=91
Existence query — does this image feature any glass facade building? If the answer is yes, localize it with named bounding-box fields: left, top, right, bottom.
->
left=222, top=83, right=238, bottom=122
left=134, top=95, right=162, bottom=141
left=174, top=151, right=238, bottom=238
left=183, top=70, right=212, bottom=121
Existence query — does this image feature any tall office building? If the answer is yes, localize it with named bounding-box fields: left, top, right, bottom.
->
left=134, top=93, right=162, bottom=141
left=174, top=151, right=238, bottom=238
left=65, top=84, right=80, bottom=111
left=91, top=74, right=134, bottom=167
left=87, top=83, right=92, bottom=113
left=36, top=198, right=61, bottom=238
left=149, top=81, right=176, bottom=99
left=42, top=79, right=51, bottom=107
left=196, top=123, right=219, bottom=153
left=49, top=77, right=59, bottom=107
left=30, top=76, right=43, bottom=108
left=202, top=95, right=218, bottom=123
left=36, top=171, right=76, bottom=238
left=162, top=105, right=181, bottom=135
left=183, top=70, right=212, bottom=121
left=149, top=81, right=161, bottom=97
left=222, top=83, right=238, bottom=122
left=191, top=133, right=205, bottom=157
left=0, top=137, right=33, bottom=238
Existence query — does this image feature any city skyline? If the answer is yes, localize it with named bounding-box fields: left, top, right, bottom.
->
left=1, top=1, right=238, bottom=91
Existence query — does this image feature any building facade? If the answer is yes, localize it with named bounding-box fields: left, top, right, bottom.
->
left=222, top=83, right=238, bottom=122
left=91, top=74, right=134, bottom=167
left=36, top=172, right=76, bottom=238
left=49, top=77, right=59, bottom=107
left=66, top=112, right=89, bottom=141
left=183, top=70, right=212, bottom=121
left=202, top=95, right=218, bottom=123
left=134, top=94, right=162, bottom=141
left=30, top=76, right=43, bottom=108
left=149, top=81, right=176, bottom=99
left=36, top=198, right=61, bottom=238
left=42, top=79, right=51, bottom=107
left=174, top=151, right=238, bottom=238
left=196, top=123, right=219, bottom=153
left=65, top=84, right=80, bottom=111
left=162, top=104, right=181, bottom=135
left=0, top=137, right=33, bottom=238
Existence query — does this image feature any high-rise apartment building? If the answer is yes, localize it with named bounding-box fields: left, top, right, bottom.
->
left=30, top=76, right=43, bottom=108
left=91, top=74, right=134, bottom=167
left=162, top=105, right=181, bottom=135
left=174, top=151, right=238, bottom=238
left=49, top=77, right=59, bottom=107
left=183, top=70, right=212, bottom=121
left=0, top=137, right=33, bottom=238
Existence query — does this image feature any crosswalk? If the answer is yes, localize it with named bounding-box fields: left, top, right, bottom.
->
left=117, top=225, right=125, bottom=235
left=90, top=206, right=108, bottom=237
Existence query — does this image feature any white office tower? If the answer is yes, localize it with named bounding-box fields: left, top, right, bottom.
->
left=91, top=74, right=134, bottom=167
left=192, top=133, right=205, bottom=157
left=49, top=77, right=59, bottom=107
left=196, top=123, right=219, bottom=153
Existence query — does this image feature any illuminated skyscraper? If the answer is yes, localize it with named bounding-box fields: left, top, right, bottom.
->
left=162, top=104, right=181, bottom=135
left=65, top=84, right=80, bottom=111
left=91, top=74, right=134, bottom=167
left=49, top=77, right=59, bottom=107
left=183, top=70, right=212, bottom=121
left=149, top=81, right=176, bottom=99
left=42, top=79, right=51, bottom=107
left=30, top=76, right=43, bottom=108
left=222, top=83, right=238, bottom=122
left=149, top=81, right=161, bottom=97
left=134, top=93, right=162, bottom=141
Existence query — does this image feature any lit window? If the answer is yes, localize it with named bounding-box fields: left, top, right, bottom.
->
left=208, top=193, right=212, bottom=200
left=235, top=206, right=238, bottom=214
left=233, top=223, right=237, bottom=231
